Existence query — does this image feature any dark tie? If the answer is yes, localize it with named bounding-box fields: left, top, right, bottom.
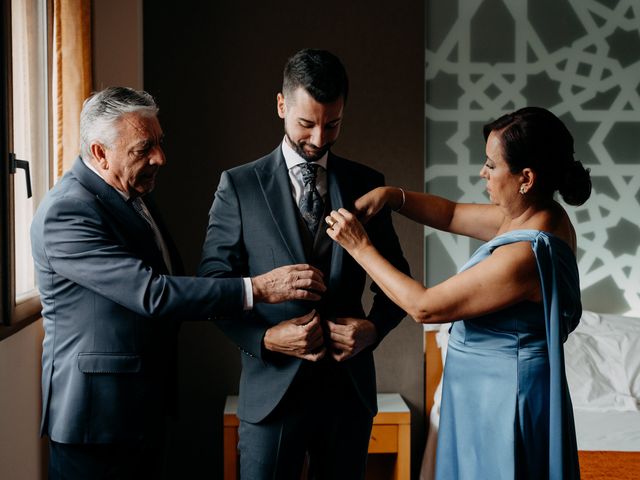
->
left=298, top=162, right=324, bottom=234
left=131, top=197, right=172, bottom=273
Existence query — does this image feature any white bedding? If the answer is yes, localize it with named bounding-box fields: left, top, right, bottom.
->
left=568, top=310, right=640, bottom=451
left=574, top=409, right=640, bottom=451
left=565, top=311, right=640, bottom=412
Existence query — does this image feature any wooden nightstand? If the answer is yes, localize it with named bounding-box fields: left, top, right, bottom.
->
left=223, top=393, right=410, bottom=480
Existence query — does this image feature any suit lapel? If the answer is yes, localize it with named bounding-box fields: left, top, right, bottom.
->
left=71, top=157, right=166, bottom=270
left=327, top=154, right=348, bottom=291
left=255, top=148, right=306, bottom=264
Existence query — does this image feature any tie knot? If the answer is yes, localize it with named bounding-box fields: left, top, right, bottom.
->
left=299, top=162, right=320, bottom=186
left=130, top=197, right=144, bottom=211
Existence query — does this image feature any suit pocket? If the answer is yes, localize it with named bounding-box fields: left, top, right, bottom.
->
left=77, top=353, right=142, bottom=374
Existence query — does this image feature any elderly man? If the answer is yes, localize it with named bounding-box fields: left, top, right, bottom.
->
left=31, top=87, right=325, bottom=480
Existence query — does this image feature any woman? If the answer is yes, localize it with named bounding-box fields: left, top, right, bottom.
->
left=325, top=107, right=591, bottom=479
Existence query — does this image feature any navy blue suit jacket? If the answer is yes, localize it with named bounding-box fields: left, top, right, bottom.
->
left=198, top=147, right=410, bottom=423
left=31, top=157, right=244, bottom=443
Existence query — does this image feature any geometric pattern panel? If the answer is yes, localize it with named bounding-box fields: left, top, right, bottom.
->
left=425, top=0, right=640, bottom=315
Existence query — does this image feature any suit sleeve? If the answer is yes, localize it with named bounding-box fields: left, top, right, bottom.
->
left=42, top=195, right=244, bottom=320
left=364, top=174, right=412, bottom=345
left=198, top=171, right=270, bottom=359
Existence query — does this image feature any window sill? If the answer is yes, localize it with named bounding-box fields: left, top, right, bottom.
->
left=0, top=295, right=42, bottom=341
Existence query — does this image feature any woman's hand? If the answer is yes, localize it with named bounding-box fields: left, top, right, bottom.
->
left=325, top=208, right=372, bottom=255
left=353, top=186, right=394, bottom=224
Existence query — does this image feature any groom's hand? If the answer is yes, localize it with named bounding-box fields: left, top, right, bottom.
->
left=263, top=310, right=326, bottom=361
left=327, top=317, right=377, bottom=362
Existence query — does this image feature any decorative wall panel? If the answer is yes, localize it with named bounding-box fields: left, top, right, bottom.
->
left=425, top=0, right=640, bottom=315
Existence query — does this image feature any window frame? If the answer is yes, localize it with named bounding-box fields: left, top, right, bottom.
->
left=0, top=0, right=53, bottom=340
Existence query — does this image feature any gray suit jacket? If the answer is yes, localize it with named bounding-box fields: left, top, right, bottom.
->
left=31, top=157, right=244, bottom=443
left=198, top=147, right=410, bottom=423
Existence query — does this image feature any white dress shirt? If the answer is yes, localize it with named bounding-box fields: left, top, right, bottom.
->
left=281, top=137, right=328, bottom=205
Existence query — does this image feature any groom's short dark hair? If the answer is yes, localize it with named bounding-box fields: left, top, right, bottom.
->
left=282, top=48, right=349, bottom=104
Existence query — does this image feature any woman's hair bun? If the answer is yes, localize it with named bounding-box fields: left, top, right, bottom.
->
left=559, top=160, right=592, bottom=206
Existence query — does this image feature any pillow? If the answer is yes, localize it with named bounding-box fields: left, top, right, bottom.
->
left=621, top=318, right=640, bottom=400
left=565, top=310, right=640, bottom=412
left=599, top=313, right=640, bottom=401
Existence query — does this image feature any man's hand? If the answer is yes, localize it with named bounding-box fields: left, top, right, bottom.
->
left=327, top=317, right=378, bottom=362
left=263, top=310, right=326, bottom=361
left=252, top=264, right=326, bottom=304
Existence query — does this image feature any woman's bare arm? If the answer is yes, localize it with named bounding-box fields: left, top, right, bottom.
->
left=327, top=208, right=540, bottom=323
left=355, top=187, right=504, bottom=241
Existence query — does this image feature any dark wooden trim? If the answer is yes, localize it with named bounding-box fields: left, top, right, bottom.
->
left=0, top=0, right=13, bottom=327
left=0, top=313, right=42, bottom=341
left=0, top=296, right=41, bottom=342
left=0, top=295, right=42, bottom=340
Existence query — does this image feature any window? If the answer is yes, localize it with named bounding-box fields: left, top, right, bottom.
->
left=1, top=0, right=51, bottom=335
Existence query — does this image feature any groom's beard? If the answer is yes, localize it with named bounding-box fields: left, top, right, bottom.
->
left=284, top=131, right=334, bottom=162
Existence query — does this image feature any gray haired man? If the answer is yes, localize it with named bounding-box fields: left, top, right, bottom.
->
left=31, top=87, right=325, bottom=479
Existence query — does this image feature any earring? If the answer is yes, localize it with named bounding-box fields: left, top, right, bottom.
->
left=519, top=185, right=526, bottom=195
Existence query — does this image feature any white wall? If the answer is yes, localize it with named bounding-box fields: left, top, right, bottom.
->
left=0, top=320, right=46, bottom=480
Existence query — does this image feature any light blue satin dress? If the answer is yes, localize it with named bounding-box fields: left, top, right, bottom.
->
left=435, top=230, right=581, bottom=480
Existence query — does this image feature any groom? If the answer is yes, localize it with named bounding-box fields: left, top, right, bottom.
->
left=199, top=49, right=410, bottom=479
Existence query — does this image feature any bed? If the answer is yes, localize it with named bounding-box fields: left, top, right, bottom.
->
left=420, top=310, right=640, bottom=480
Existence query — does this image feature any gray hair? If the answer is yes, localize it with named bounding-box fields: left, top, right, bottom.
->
left=79, top=87, right=159, bottom=161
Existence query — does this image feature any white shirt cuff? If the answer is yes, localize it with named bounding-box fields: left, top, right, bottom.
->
left=242, top=277, right=254, bottom=310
